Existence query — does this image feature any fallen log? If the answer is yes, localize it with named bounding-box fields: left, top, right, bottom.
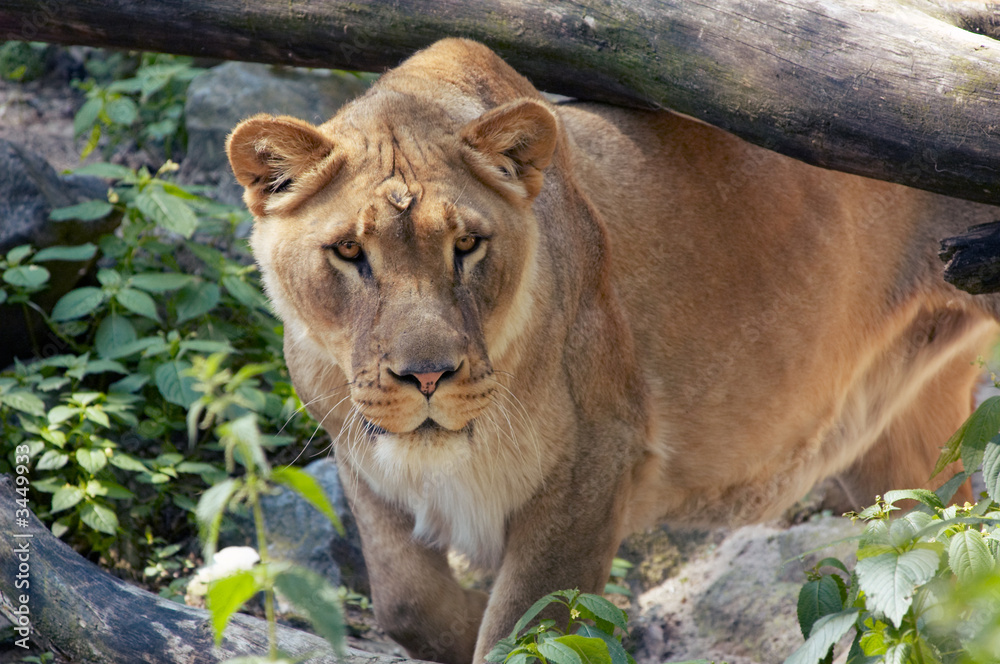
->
left=0, top=0, right=998, bottom=205
left=941, top=220, right=1000, bottom=293
left=0, top=475, right=411, bottom=664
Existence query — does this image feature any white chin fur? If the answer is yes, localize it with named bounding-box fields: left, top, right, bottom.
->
left=358, top=426, right=511, bottom=568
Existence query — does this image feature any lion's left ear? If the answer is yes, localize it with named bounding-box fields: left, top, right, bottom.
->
left=460, top=99, right=558, bottom=201
left=226, top=114, right=337, bottom=217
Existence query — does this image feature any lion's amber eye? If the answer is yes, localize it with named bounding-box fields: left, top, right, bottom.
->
left=333, top=241, right=363, bottom=261
left=455, top=235, right=480, bottom=255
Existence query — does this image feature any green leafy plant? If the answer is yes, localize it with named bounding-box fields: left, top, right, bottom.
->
left=0, top=41, right=52, bottom=82
left=785, top=395, right=1000, bottom=664
left=196, top=413, right=347, bottom=662
left=485, top=589, right=633, bottom=664
left=73, top=52, right=202, bottom=159
left=0, top=158, right=312, bottom=581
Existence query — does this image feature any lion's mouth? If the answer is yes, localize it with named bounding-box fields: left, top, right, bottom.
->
left=360, top=417, right=470, bottom=436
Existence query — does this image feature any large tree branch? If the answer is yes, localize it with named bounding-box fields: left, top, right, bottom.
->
left=0, top=476, right=410, bottom=664
left=0, top=0, right=998, bottom=205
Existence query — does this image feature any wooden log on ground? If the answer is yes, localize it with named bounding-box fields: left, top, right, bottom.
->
left=0, top=0, right=998, bottom=205
left=941, top=220, right=1000, bottom=293
left=0, top=475, right=412, bottom=664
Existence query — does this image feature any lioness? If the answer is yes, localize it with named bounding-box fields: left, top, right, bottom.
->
left=227, top=39, right=1000, bottom=663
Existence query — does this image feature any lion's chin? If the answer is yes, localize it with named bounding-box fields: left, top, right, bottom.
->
left=362, top=416, right=470, bottom=437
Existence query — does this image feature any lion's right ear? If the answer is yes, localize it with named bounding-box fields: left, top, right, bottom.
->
left=226, top=114, right=337, bottom=217
left=461, top=99, right=558, bottom=201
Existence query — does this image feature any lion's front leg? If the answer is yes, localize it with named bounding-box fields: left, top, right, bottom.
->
left=341, top=466, right=488, bottom=664
left=472, top=478, right=627, bottom=663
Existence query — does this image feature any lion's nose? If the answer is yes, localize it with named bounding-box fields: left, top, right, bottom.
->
left=412, top=371, right=446, bottom=395
left=389, top=363, right=460, bottom=396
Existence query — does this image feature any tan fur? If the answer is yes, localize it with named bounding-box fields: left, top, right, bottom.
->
left=227, top=39, right=1000, bottom=664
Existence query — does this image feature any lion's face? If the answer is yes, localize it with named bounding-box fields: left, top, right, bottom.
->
left=227, top=93, right=558, bottom=441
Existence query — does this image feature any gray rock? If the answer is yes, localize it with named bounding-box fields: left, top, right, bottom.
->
left=632, top=516, right=862, bottom=664
left=259, top=458, right=367, bottom=593
left=0, top=139, right=114, bottom=253
left=0, top=139, right=120, bottom=367
left=181, top=62, right=373, bottom=205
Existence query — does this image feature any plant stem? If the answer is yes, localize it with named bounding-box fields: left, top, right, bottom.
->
left=20, top=301, right=41, bottom=357
left=248, top=471, right=278, bottom=660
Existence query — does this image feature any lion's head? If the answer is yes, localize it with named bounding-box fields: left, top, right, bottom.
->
left=226, top=41, right=560, bottom=494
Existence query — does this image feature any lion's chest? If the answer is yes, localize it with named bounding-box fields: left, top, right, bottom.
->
left=347, top=427, right=542, bottom=568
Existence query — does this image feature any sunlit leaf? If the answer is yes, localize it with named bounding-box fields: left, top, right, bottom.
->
left=207, top=570, right=261, bottom=644
left=80, top=501, right=119, bottom=534
left=271, top=466, right=344, bottom=535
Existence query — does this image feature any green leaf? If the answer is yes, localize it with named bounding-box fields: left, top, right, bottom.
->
left=51, top=485, right=85, bottom=513
left=506, top=653, right=536, bottom=664
left=222, top=275, right=268, bottom=310
left=95, top=313, right=138, bottom=358
left=576, top=626, right=629, bottom=664
left=103, top=336, right=161, bottom=360
left=96, top=268, right=122, bottom=288
left=934, top=472, right=969, bottom=505
left=105, top=96, right=138, bottom=125
left=882, top=489, right=945, bottom=511
left=512, top=593, right=562, bottom=638
left=538, top=638, right=584, bottom=664
left=155, top=360, right=199, bottom=408
left=270, top=466, right=345, bottom=535
left=108, top=452, right=148, bottom=472
left=129, top=272, right=195, bottom=293
left=109, top=373, right=149, bottom=393
left=32, top=243, right=98, bottom=262
left=174, top=281, right=220, bottom=323
left=48, top=405, right=78, bottom=425
left=36, top=450, right=69, bottom=470
left=82, top=359, right=127, bottom=377
left=882, top=643, right=911, bottom=664
left=116, top=287, right=161, bottom=322
left=6, top=244, right=32, bottom=264
left=948, top=529, right=994, bottom=583
left=961, top=396, right=1000, bottom=473
left=80, top=501, right=119, bottom=534
left=207, top=570, right=261, bottom=644
left=797, top=576, right=844, bottom=639
left=36, top=376, right=70, bottom=392
left=0, top=390, right=46, bottom=417
left=197, top=478, right=240, bottom=559
left=983, top=437, right=1000, bottom=504
left=86, top=479, right=133, bottom=499
left=134, top=188, right=198, bottom=238
left=74, top=96, right=101, bottom=136
left=855, top=548, right=939, bottom=627
left=553, top=635, right=612, bottom=664
left=485, top=637, right=517, bottom=663
left=179, top=339, right=233, bottom=354
left=272, top=566, right=346, bottom=653
left=575, top=594, right=628, bottom=632
left=49, top=199, right=114, bottom=222
left=76, top=448, right=108, bottom=474
left=51, top=286, right=105, bottom=321
left=783, top=609, right=859, bottom=664
left=3, top=264, right=50, bottom=288
left=72, top=162, right=135, bottom=180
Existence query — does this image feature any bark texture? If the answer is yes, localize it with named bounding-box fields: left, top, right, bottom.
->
left=0, top=476, right=411, bottom=664
left=941, top=219, right=1000, bottom=293
left=0, top=0, right=998, bottom=203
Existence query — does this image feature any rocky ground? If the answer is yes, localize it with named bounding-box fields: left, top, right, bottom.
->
left=0, top=48, right=953, bottom=664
